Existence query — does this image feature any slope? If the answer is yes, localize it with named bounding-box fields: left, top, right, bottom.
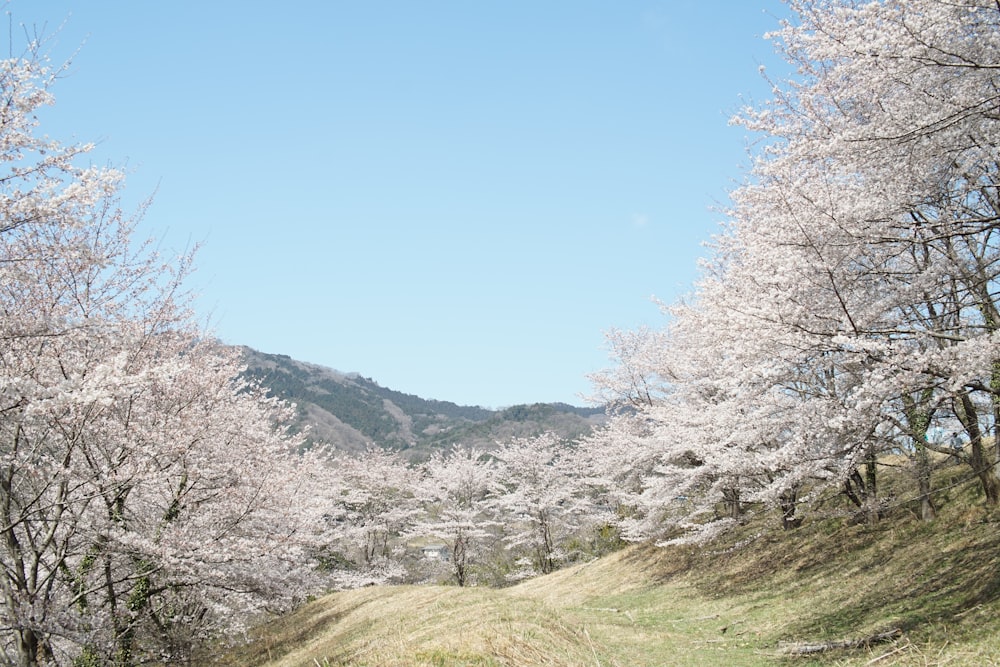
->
left=217, top=499, right=1000, bottom=666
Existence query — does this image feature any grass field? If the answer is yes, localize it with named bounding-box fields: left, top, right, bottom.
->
left=219, top=477, right=1000, bottom=666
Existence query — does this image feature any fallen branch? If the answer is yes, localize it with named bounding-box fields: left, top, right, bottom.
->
left=865, top=640, right=911, bottom=665
left=781, top=628, right=902, bottom=655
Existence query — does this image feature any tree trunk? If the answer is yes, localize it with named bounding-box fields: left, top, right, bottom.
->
left=843, top=458, right=879, bottom=525
left=779, top=488, right=802, bottom=530
left=722, top=487, right=741, bottom=520
left=864, top=446, right=880, bottom=524
left=902, top=392, right=937, bottom=522
left=14, top=628, right=41, bottom=667
left=956, top=394, right=1000, bottom=505
left=537, top=511, right=555, bottom=575
left=916, top=443, right=936, bottom=521
left=452, top=535, right=467, bottom=587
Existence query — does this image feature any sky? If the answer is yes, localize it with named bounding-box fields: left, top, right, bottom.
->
left=12, top=1, right=790, bottom=409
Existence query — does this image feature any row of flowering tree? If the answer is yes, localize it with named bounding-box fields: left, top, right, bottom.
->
left=321, top=436, right=612, bottom=589
left=584, top=0, right=1000, bottom=544
left=0, top=41, right=345, bottom=666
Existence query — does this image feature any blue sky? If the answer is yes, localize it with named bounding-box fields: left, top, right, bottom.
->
left=17, top=1, right=788, bottom=408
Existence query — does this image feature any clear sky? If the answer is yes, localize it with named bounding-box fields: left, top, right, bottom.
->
left=14, top=1, right=789, bottom=409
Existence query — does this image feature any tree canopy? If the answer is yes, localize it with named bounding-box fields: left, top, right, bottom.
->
left=586, top=0, right=1000, bottom=541
left=0, top=41, right=332, bottom=666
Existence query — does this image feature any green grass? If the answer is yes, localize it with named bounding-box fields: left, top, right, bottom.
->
left=217, top=486, right=1000, bottom=666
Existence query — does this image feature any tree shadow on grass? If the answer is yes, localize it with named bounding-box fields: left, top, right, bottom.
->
left=781, top=525, right=1000, bottom=642
left=214, top=597, right=374, bottom=666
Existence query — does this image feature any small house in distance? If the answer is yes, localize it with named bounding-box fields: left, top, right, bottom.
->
left=420, top=544, right=450, bottom=562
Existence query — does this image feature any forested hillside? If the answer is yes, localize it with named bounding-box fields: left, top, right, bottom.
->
left=241, top=348, right=605, bottom=456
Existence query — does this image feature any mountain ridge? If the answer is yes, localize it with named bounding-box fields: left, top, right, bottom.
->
left=239, top=347, right=605, bottom=457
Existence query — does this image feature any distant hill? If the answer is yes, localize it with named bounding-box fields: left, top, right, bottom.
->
left=239, top=347, right=605, bottom=457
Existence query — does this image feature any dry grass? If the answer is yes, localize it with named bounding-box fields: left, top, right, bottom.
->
left=218, top=477, right=1000, bottom=666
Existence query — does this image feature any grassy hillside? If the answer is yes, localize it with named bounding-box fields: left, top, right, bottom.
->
left=216, top=497, right=1000, bottom=666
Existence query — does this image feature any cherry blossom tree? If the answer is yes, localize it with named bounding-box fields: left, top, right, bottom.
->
left=730, top=0, right=1000, bottom=506
left=322, top=447, right=418, bottom=587
left=0, top=42, right=331, bottom=666
left=588, top=0, right=1000, bottom=540
left=62, top=344, right=330, bottom=665
left=408, top=446, right=500, bottom=587
left=585, top=326, right=671, bottom=409
left=492, top=433, right=600, bottom=578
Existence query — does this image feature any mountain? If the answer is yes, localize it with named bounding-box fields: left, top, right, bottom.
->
left=239, top=347, right=605, bottom=457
